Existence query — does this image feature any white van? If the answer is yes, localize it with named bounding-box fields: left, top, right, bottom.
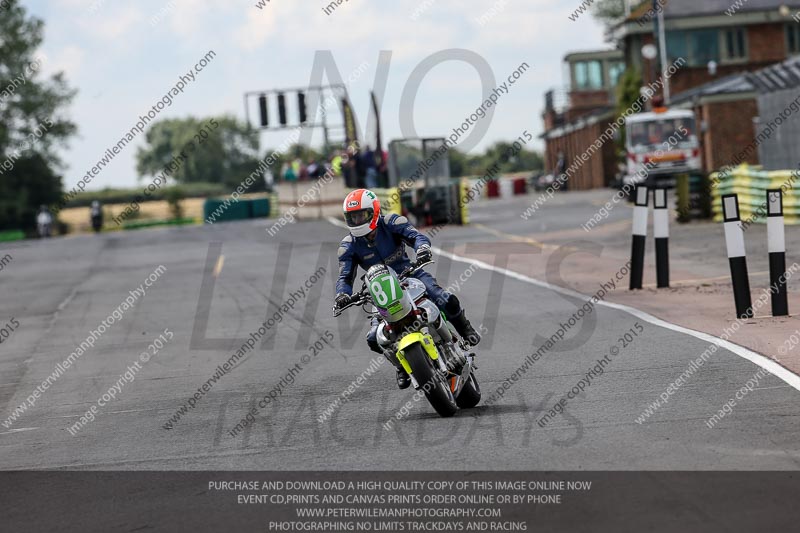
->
left=624, top=108, right=701, bottom=188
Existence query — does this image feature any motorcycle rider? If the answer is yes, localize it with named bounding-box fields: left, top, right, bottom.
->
left=36, top=205, right=52, bottom=238
left=334, top=188, right=481, bottom=389
left=90, top=200, right=103, bottom=233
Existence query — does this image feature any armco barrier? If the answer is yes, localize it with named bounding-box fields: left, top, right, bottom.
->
left=711, top=165, right=800, bottom=224
left=0, top=230, right=25, bottom=242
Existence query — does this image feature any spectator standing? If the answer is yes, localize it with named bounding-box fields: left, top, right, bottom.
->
left=358, top=145, right=378, bottom=189
left=283, top=162, right=298, bottom=205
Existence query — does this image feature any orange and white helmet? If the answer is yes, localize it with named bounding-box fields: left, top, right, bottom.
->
left=342, top=189, right=380, bottom=237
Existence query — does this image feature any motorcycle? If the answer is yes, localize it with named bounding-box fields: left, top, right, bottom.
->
left=333, top=260, right=481, bottom=417
left=37, top=221, right=52, bottom=239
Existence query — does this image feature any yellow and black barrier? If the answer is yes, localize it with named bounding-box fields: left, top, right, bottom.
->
left=373, top=183, right=472, bottom=225
left=372, top=188, right=403, bottom=216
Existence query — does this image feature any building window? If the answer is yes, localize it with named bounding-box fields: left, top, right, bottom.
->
left=573, top=60, right=604, bottom=90
left=666, top=31, right=690, bottom=64
left=666, top=29, right=721, bottom=67
left=608, top=61, right=626, bottom=88
left=721, top=28, right=747, bottom=62
left=690, top=29, right=721, bottom=65
left=787, top=23, right=800, bottom=55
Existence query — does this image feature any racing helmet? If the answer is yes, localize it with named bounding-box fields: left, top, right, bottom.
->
left=342, top=189, right=380, bottom=237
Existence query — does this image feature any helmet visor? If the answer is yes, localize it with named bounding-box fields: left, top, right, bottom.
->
left=345, top=208, right=373, bottom=227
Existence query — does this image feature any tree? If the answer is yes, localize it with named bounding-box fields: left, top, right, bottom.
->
left=0, top=0, right=77, bottom=232
left=591, top=0, right=627, bottom=30
left=135, top=115, right=264, bottom=191
left=164, top=186, right=185, bottom=220
left=615, top=67, right=643, bottom=153
left=447, top=143, right=543, bottom=178
left=0, top=154, right=63, bottom=231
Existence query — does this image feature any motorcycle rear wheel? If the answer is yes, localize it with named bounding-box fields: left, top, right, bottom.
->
left=404, top=344, right=457, bottom=417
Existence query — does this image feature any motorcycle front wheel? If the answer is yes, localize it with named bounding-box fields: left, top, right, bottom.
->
left=455, top=373, right=481, bottom=409
left=404, top=344, right=457, bottom=417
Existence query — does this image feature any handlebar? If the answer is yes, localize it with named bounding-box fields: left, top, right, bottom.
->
left=398, top=259, right=433, bottom=281
left=331, top=259, right=435, bottom=317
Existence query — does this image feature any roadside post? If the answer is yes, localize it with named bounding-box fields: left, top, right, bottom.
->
left=629, top=185, right=648, bottom=290
left=722, top=194, right=753, bottom=318
left=653, top=188, right=670, bottom=288
left=767, top=189, right=789, bottom=317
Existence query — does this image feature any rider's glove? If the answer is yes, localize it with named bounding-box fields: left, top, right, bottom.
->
left=416, top=244, right=433, bottom=264
left=335, top=293, right=352, bottom=309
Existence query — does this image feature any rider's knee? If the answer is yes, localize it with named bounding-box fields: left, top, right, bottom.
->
left=366, top=325, right=381, bottom=354
left=444, top=293, right=462, bottom=316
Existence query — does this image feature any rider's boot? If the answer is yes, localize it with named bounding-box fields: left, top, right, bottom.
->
left=382, top=353, right=411, bottom=389
left=449, top=309, right=481, bottom=346
left=368, top=322, right=410, bottom=389
left=394, top=368, right=411, bottom=389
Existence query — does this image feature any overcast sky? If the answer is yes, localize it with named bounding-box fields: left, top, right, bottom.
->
left=26, top=0, right=607, bottom=190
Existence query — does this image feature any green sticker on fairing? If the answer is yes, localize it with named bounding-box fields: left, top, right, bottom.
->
left=369, top=273, right=402, bottom=309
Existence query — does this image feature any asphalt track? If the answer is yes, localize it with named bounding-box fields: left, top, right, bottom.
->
left=0, top=198, right=798, bottom=470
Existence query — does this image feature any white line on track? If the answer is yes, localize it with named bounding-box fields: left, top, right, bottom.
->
left=325, top=216, right=800, bottom=393
left=0, top=427, right=39, bottom=435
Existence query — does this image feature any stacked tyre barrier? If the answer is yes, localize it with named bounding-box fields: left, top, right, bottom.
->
left=711, top=165, right=800, bottom=224
left=484, top=177, right=528, bottom=199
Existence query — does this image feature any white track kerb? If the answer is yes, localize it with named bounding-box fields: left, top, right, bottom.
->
left=325, top=216, right=800, bottom=394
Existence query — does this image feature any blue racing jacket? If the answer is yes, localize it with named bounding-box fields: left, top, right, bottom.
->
left=336, top=214, right=431, bottom=295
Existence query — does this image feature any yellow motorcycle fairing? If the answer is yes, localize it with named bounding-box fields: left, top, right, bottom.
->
left=395, top=332, right=439, bottom=375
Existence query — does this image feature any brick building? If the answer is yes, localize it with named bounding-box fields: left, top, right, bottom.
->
left=542, top=50, right=624, bottom=189
left=617, top=0, right=800, bottom=95
left=542, top=0, right=800, bottom=187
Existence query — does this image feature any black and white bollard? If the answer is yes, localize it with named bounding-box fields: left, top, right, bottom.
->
left=653, top=188, right=670, bottom=288
left=629, top=185, right=648, bottom=290
left=722, top=194, right=753, bottom=319
left=767, top=189, right=789, bottom=317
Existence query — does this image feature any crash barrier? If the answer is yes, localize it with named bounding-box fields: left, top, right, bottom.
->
left=372, top=188, right=403, bottom=216
left=202, top=194, right=277, bottom=224
left=377, top=182, right=469, bottom=225
left=122, top=217, right=197, bottom=231
left=458, top=179, right=471, bottom=225
left=482, top=177, right=528, bottom=199
left=500, top=179, right=513, bottom=199
left=721, top=191, right=789, bottom=318
left=487, top=180, right=499, bottom=198
left=0, top=230, right=25, bottom=242
left=711, top=165, right=800, bottom=224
